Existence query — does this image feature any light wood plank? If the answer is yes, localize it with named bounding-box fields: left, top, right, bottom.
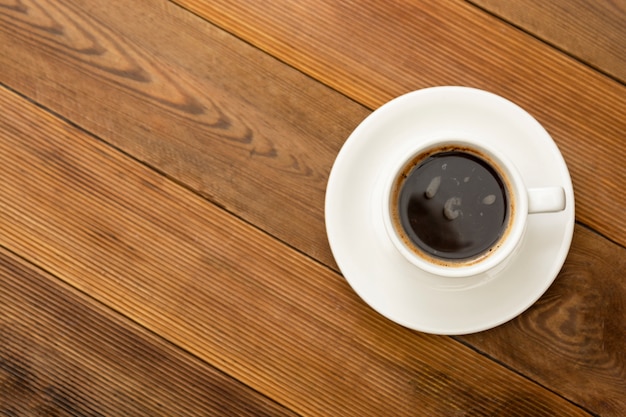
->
left=170, top=0, right=626, bottom=248
left=0, top=84, right=594, bottom=416
left=468, top=0, right=626, bottom=83
left=0, top=248, right=298, bottom=416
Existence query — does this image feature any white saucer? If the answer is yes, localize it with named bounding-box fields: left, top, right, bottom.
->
left=325, top=87, right=575, bottom=335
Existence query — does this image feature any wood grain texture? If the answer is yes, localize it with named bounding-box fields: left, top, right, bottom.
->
left=461, top=225, right=626, bottom=416
left=0, top=0, right=369, bottom=267
left=0, top=248, right=297, bottom=416
left=1, top=1, right=623, bottom=415
left=0, top=86, right=594, bottom=416
left=170, top=0, right=626, bottom=248
left=468, top=0, right=626, bottom=83
left=1, top=0, right=625, bottom=272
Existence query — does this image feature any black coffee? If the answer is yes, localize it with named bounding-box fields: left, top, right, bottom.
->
left=396, top=150, right=509, bottom=261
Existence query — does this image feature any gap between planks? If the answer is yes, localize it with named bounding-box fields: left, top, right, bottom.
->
left=467, top=0, right=626, bottom=85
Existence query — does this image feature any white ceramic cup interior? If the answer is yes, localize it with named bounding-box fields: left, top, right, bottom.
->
left=382, top=139, right=565, bottom=278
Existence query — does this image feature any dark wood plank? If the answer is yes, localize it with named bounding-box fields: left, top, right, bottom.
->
left=0, top=248, right=298, bottom=416
left=169, top=0, right=626, bottom=248
left=461, top=225, right=626, bottom=416
left=468, top=0, right=626, bottom=83
left=0, top=85, right=593, bottom=416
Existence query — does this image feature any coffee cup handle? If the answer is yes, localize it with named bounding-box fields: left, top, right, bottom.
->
left=528, top=187, right=566, bottom=213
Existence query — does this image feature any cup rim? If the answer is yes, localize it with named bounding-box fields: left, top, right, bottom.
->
left=382, top=138, right=529, bottom=278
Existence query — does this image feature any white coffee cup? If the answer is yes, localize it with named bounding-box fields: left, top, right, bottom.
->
left=382, top=138, right=565, bottom=278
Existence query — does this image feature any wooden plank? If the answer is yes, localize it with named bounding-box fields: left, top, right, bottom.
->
left=168, top=0, right=626, bottom=248
left=0, top=0, right=369, bottom=269
left=468, top=0, right=626, bottom=83
left=0, top=248, right=298, bottom=416
left=0, top=86, right=594, bottom=416
left=460, top=225, right=626, bottom=416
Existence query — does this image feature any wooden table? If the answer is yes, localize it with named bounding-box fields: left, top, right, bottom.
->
left=1, top=1, right=624, bottom=415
